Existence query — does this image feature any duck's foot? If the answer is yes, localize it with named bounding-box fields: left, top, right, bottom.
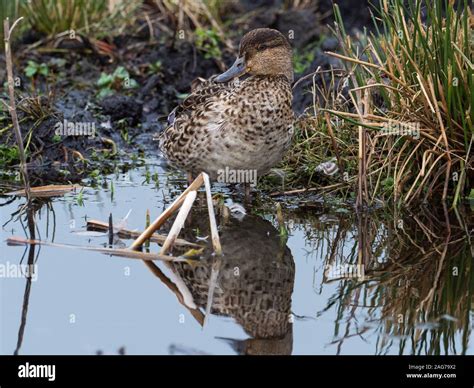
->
left=243, top=182, right=253, bottom=205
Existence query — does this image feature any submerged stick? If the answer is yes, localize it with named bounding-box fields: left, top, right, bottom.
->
left=6, top=184, right=81, bottom=197
left=108, top=213, right=113, bottom=246
left=130, top=173, right=204, bottom=250
left=126, top=175, right=205, bottom=326
left=154, top=191, right=201, bottom=320
left=202, top=173, right=223, bottom=327
left=6, top=236, right=186, bottom=262
left=86, top=219, right=201, bottom=248
left=269, top=184, right=348, bottom=197
left=203, top=173, right=222, bottom=256
left=203, top=256, right=222, bottom=328
left=160, top=191, right=197, bottom=255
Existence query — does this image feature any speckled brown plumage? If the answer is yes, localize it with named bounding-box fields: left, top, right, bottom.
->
left=159, top=28, right=295, bottom=180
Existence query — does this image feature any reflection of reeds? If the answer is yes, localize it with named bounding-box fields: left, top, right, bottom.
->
left=302, top=205, right=473, bottom=355
left=368, top=208, right=473, bottom=355
left=13, top=203, right=40, bottom=355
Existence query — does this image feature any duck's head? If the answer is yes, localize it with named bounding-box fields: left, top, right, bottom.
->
left=215, top=28, right=293, bottom=83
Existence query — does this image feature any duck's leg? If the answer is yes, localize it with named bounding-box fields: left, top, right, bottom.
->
left=185, top=172, right=195, bottom=225
left=187, top=172, right=194, bottom=186
left=244, top=182, right=251, bottom=204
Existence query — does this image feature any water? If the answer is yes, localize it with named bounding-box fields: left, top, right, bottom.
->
left=1, top=160, right=473, bottom=355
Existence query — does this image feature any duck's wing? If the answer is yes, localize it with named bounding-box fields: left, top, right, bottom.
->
left=160, top=79, right=235, bottom=163
left=166, top=77, right=233, bottom=126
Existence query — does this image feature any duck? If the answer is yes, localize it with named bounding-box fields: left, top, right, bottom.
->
left=159, top=28, right=295, bottom=186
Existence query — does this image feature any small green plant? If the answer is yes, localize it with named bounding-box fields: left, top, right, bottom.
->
left=110, top=179, right=115, bottom=201
left=76, top=186, right=84, bottom=206
left=293, top=49, right=315, bottom=74
left=144, top=168, right=151, bottom=184
left=96, top=66, right=138, bottom=99
left=381, top=177, right=395, bottom=194
left=195, top=27, right=222, bottom=59
left=148, top=60, right=163, bottom=74
left=0, top=145, right=20, bottom=167
left=120, top=128, right=130, bottom=144
left=275, top=203, right=288, bottom=245
left=152, top=172, right=159, bottom=188
left=0, top=98, right=6, bottom=116
left=89, top=169, right=100, bottom=179
left=25, top=60, right=49, bottom=78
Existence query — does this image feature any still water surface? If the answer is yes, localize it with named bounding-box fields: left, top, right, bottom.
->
left=1, top=160, right=473, bottom=355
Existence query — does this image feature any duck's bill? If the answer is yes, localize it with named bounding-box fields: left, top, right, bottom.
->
left=214, top=57, right=247, bottom=82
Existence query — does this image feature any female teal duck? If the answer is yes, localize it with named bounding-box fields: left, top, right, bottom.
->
left=159, top=28, right=294, bottom=183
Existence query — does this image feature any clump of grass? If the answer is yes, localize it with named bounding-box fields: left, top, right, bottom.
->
left=282, top=0, right=473, bottom=207
left=267, top=68, right=357, bottom=197
left=21, top=0, right=135, bottom=37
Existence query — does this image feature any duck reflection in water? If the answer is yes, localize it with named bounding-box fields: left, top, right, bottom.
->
left=170, top=211, right=295, bottom=355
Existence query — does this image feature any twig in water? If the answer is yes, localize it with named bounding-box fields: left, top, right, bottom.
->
left=108, top=213, right=113, bottom=246
left=6, top=184, right=81, bottom=198
left=6, top=236, right=184, bottom=262
left=86, top=219, right=202, bottom=248
left=160, top=191, right=197, bottom=255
